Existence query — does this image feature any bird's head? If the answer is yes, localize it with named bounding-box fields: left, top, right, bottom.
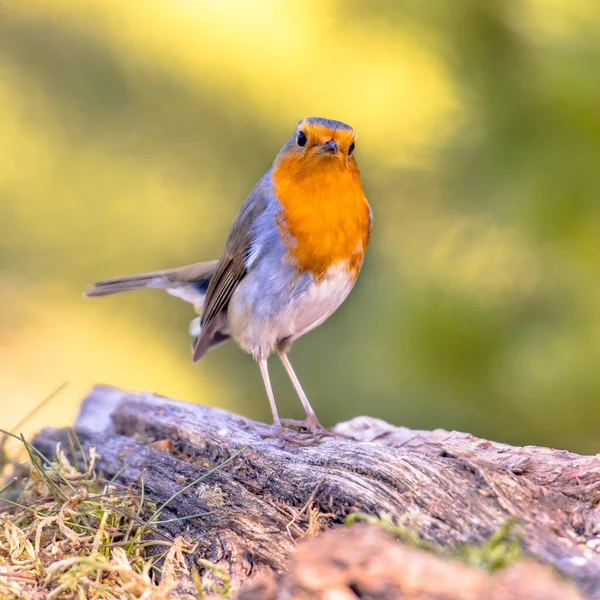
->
left=275, top=117, right=358, bottom=173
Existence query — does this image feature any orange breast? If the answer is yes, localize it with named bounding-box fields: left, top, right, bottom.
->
left=272, top=156, right=371, bottom=280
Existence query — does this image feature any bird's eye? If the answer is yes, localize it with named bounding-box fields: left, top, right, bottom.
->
left=349, top=141, right=355, bottom=155
left=297, top=131, right=307, bottom=147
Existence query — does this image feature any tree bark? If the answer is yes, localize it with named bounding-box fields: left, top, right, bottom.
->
left=33, top=385, right=600, bottom=598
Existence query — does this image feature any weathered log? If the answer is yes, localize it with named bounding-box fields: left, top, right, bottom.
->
left=33, top=385, right=600, bottom=598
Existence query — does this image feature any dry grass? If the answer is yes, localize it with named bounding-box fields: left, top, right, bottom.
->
left=0, top=428, right=231, bottom=599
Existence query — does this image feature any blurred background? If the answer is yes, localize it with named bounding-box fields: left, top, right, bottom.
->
left=1, top=0, right=599, bottom=452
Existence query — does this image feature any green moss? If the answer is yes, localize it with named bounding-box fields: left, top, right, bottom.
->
left=346, top=512, right=522, bottom=571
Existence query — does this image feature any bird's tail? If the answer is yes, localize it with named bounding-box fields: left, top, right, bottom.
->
left=84, top=261, right=218, bottom=310
left=85, top=272, right=168, bottom=296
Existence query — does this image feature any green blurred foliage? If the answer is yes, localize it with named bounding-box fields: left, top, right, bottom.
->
left=1, top=0, right=599, bottom=452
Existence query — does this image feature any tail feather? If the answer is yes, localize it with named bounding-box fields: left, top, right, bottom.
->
left=84, top=261, right=218, bottom=299
left=85, top=274, right=165, bottom=297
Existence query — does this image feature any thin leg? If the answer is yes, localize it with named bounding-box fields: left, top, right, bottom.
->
left=278, top=352, right=322, bottom=430
left=258, top=358, right=281, bottom=427
left=259, top=357, right=323, bottom=444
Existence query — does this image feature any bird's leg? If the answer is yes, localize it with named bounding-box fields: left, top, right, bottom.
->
left=258, top=357, right=322, bottom=444
left=258, top=354, right=338, bottom=445
left=258, top=357, right=281, bottom=427
left=277, top=351, right=324, bottom=432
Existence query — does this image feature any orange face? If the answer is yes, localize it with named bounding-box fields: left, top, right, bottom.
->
left=291, top=119, right=356, bottom=163
left=272, top=119, right=371, bottom=279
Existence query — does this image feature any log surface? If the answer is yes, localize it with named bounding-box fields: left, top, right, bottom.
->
left=240, top=524, right=588, bottom=600
left=33, top=385, right=600, bottom=598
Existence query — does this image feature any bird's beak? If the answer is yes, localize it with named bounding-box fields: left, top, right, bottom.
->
left=319, top=139, right=338, bottom=154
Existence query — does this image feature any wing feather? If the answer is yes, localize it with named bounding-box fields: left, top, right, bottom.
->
left=193, top=192, right=268, bottom=360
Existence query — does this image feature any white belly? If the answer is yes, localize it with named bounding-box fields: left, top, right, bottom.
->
left=229, top=262, right=355, bottom=359
left=287, top=265, right=355, bottom=339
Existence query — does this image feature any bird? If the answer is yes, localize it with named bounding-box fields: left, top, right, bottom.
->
left=85, top=117, right=372, bottom=439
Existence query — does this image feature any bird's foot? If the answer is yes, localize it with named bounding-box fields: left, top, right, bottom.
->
left=280, top=414, right=324, bottom=433
left=260, top=420, right=335, bottom=446
left=260, top=427, right=323, bottom=446
left=260, top=416, right=347, bottom=445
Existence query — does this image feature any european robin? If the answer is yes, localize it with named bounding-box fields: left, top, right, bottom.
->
left=86, top=117, right=372, bottom=438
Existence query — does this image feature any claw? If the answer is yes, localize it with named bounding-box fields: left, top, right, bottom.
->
left=260, top=416, right=347, bottom=445
left=260, top=425, right=326, bottom=446
left=280, top=414, right=324, bottom=433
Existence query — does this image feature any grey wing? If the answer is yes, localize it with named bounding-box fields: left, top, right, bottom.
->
left=192, top=191, right=268, bottom=361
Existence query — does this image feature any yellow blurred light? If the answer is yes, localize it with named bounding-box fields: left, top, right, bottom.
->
left=12, top=0, right=459, bottom=167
